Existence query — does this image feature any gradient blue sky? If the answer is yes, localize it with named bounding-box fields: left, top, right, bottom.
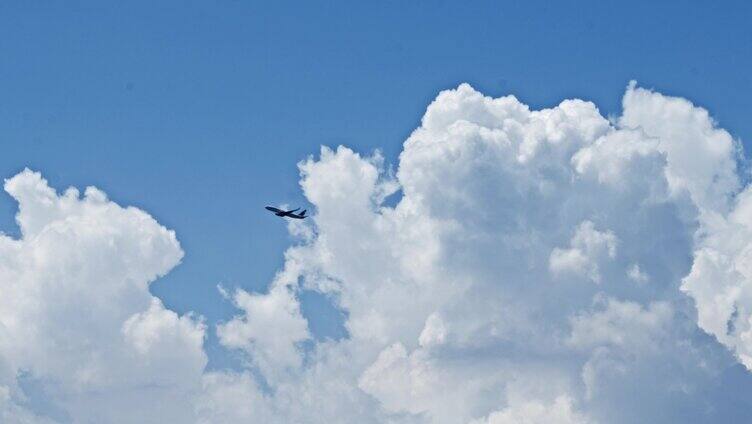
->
left=1, top=0, right=751, bottom=369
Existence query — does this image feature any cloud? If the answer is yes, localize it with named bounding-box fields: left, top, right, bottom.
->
left=470, top=395, right=591, bottom=424
left=549, top=221, right=618, bottom=283
left=2, top=81, right=752, bottom=423
left=217, top=284, right=310, bottom=383
left=682, top=185, right=752, bottom=369
left=620, top=81, right=740, bottom=214
left=0, top=169, right=206, bottom=423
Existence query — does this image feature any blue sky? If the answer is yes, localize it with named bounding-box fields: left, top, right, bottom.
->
left=2, top=0, right=752, bottom=392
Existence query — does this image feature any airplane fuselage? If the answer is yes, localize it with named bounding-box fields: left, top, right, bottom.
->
left=265, top=206, right=307, bottom=219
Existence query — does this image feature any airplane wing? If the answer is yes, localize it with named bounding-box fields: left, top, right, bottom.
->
left=284, top=208, right=300, bottom=214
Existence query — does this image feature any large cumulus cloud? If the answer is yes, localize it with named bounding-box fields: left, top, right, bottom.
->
left=0, top=170, right=206, bottom=423
left=2, top=82, right=752, bottom=423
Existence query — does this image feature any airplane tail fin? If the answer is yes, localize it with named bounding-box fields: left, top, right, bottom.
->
left=300, top=209, right=307, bottom=217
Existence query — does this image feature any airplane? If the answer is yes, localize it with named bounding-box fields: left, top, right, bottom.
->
left=265, top=206, right=307, bottom=219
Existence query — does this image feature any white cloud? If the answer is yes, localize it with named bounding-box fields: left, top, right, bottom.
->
left=682, top=185, right=752, bottom=369
left=549, top=221, right=618, bottom=283
left=620, top=81, right=740, bottom=214
left=196, top=372, right=275, bottom=424
left=217, top=284, right=310, bottom=383
left=418, top=313, right=447, bottom=348
left=3, top=81, right=752, bottom=423
left=358, top=343, right=437, bottom=416
left=0, top=169, right=206, bottom=423
left=471, top=395, right=591, bottom=424
left=567, top=297, right=673, bottom=354
left=627, top=263, right=649, bottom=284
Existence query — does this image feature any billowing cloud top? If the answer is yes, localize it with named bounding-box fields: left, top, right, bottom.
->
left=2, top=82, right=752, bottom=423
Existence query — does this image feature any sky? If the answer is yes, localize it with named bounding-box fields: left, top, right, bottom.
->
left=2, top=1, right=752, bottom=423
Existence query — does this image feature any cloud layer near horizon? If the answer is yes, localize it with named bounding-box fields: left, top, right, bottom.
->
left=3, top=82, right=752, bottom=423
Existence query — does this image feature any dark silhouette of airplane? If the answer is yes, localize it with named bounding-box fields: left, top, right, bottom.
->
left=265, top=206, right=307, bottom=219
